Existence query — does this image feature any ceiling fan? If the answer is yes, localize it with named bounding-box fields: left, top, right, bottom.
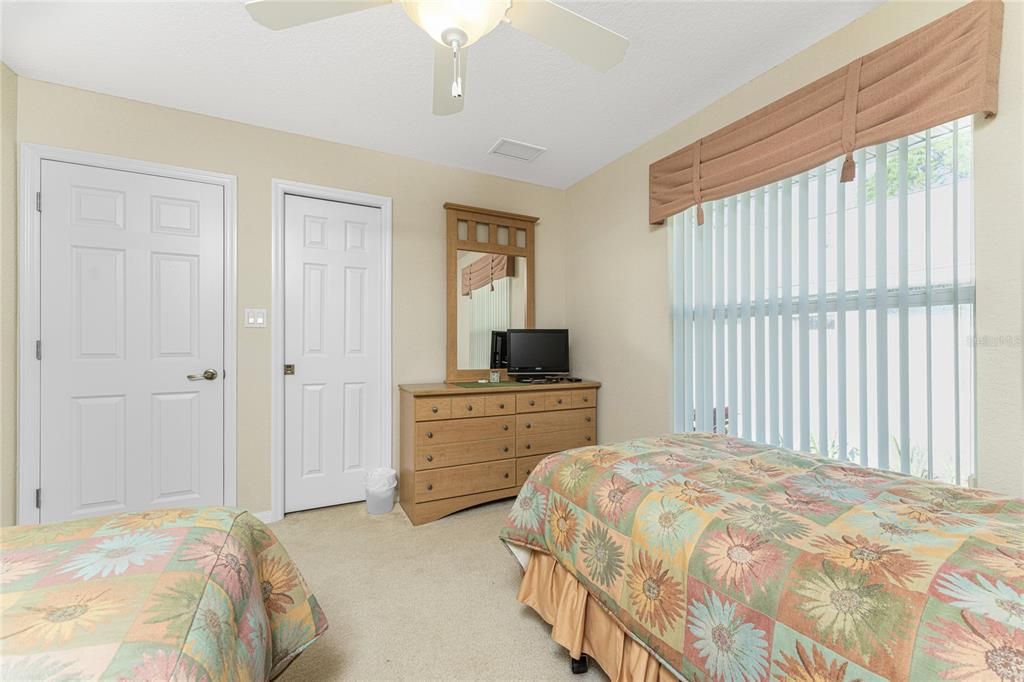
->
left=245, top=0, right=629, bottom=116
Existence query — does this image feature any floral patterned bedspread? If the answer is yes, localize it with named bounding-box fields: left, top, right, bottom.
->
left=1, top=507, right=327, bottom=681
left=499, top=433, right=1024, bottom=681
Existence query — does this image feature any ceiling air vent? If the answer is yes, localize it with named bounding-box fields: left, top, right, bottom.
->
left=488, top=138, right=547, bottom=162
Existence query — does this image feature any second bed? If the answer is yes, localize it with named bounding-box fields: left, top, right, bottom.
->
left=499, top=433, right=1024, bottom=681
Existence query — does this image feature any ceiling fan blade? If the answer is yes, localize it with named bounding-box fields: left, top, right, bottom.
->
left=507, top=0, right=628, bottom=71
left=433, top=42, right=466, bottom=116
left=244, top=0, right=390, bottom=30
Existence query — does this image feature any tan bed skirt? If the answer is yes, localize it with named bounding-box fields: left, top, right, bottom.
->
left=517, top=550, right=679, bottom=682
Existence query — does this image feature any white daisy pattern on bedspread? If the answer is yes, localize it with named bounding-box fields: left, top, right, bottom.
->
left=59, top=532, right=174, bottom=580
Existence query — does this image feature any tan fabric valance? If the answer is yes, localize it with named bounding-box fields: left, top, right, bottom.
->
left=649, top=0, right=1004, bottom=225
left=461, top=253, right=514, bottom=295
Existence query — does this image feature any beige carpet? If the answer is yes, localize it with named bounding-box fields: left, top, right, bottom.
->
left=271, top=499, right=609, bottom=681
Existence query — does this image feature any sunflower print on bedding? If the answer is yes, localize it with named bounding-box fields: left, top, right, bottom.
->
left=0, top=507, right=327, bottom=681
left=499, top=433, right=1024, bottom=681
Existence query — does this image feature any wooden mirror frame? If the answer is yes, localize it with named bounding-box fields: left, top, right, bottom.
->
left=445, top=203, right=538, bottom=383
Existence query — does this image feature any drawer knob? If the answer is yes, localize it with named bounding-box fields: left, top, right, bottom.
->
left=426, top=454, right=434, bottom=462
left=426, top=431, right=434, bottom=439
left=503, top=446, right=509, bottom=453
left=432, top=406, right=438, bottom=413
left=583, top=397, right=589, bottom=403
left=503, top=424, right=509, bottom=431
left=557, top=398, right=563, bottom=404
left=504, top=472, right=510, bottom=479
left=526, top=444, right=531, bottom=450
left=499, top=403, right=505, bottom=409
left=426, top=483, right=433, bottom=491
left=586, top=417, right=592, bottom=423
left=526, top=423, right=532, bottom=429
left=586, top=436, right=592, bottom=442
left=467, top=405, right=473, bottom=412
left=529, top=399, right=535, bottom=406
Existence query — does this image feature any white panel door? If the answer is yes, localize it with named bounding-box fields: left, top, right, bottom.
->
left=39, top=160, right=225, bottom=523
left=284, top=194, right=383, bottom=512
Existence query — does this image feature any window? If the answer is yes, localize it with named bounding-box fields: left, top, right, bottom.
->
left=670, top=118, right=975, bottom=485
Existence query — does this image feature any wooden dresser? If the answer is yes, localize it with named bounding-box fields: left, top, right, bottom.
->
left=398, top=381, right=600, bottom=525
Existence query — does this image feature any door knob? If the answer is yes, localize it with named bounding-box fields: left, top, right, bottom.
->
left=187, top=369, right=219, bottom=381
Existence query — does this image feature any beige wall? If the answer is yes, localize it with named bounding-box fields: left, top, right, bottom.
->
left=1, top=64, right=18, bottom=525
left=564, top=0, right=1024, bottom=497
left=1, top=75, right=570, bottom=523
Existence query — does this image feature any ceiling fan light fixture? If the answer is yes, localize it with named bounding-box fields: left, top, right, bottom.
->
left=401, top=0, right=510, bottom=48
left=244, top=0, right=630, bottom=116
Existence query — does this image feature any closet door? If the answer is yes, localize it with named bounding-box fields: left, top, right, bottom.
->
left=39, top=160, right=225, bottom=522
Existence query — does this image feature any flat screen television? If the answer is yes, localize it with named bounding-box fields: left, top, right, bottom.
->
left=506, top=329, right=570, bottom=377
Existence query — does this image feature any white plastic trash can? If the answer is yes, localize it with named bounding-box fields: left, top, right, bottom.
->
left=366, top=467, right=397, bottom=515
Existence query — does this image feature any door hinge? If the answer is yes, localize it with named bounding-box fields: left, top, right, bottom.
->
left=35, top=488, right=41, bottom=509
left=35, top=340, right=41, bottom=360
left=283, top=364, right=295, bottom=375
left=36, top=192, right=42, bottom=212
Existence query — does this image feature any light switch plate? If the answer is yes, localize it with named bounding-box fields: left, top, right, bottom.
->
left=244, top=308, right=267, bottom=328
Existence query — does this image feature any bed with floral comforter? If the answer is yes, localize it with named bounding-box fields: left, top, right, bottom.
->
left=0, top=507, right=326, bottom=681
left=499, top=433, right=1024, bottom=681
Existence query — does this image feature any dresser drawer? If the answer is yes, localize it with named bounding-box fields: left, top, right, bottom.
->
left=485, top=394, right=515, bottom=416
left=415, top=416, right=514, bottom=446
left=517, top=408, right=595, bottom=436
left=415, top=438, right=514, bottom=470
left=543, top=391, right=573, bottom=411
left=517, top=427, right=595, bottom=456
left=516, top=393, right=546, bottom=413
left=415, top=397, right=451, bottom=421
left=415, top=460, right=515, bottom=502
left=572, top=389, right=597, bottom=409
left=450, top=395, right=486, bottom=419
left=517, top=454, right=549, bottom=485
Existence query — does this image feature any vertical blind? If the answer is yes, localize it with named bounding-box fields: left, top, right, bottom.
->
left=467, top=278, right=511, bottom=368
left=671, top=118, right=975, bottom=485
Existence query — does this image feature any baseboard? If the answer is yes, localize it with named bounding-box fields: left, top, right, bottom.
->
left=251, top=510, right=282, bottom=524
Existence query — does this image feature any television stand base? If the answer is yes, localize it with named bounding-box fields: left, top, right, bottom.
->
left=513, top=376, right=561, bottom=384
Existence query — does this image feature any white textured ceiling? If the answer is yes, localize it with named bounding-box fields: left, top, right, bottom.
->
left=2, top=1, right=879, bottom=188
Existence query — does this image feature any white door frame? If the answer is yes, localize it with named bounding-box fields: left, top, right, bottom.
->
left=17, top=144, right=238, bottom=525
left=270, top=179, right=393, bottom=522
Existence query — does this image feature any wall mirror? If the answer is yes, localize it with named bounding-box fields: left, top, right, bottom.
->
left=445, top=203, right=537, bottom=383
